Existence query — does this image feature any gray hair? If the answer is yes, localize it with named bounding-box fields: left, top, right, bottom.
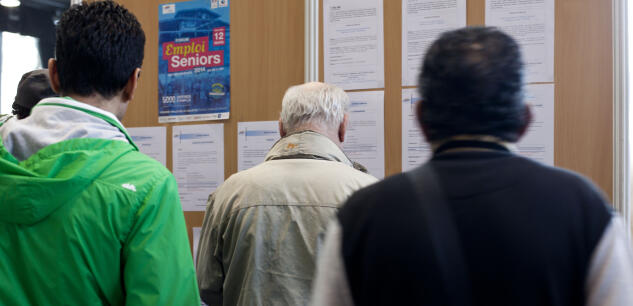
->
left=280, top=82, right=350, bottom=133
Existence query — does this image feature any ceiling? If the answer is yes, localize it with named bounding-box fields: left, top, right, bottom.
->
left=19, top=0, right=69, bottom=10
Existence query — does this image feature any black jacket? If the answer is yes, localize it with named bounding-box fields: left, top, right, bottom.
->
left=338, top=145, right=612, bottom=306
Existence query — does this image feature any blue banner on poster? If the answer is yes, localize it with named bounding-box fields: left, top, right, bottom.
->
left=158, top=0, right=230, bottom=123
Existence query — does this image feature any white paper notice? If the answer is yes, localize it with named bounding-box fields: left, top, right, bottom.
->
left=237, top=121, right=280, bottom=172
left=517, top=84, right=554, bottom=165
left=127, top=126, right=167, bottom=167
left=192, top=226, right=208, bottom=306
left=402, top=88, right=433, bottom=171
left=172, top=124, right=224, bottom=211
left=402, top=0, right=466, bottom=86
left=485, top=0, right=554, bottom=83
left=323, top=0, right=385, bottom=90
left=343, top=91, right=385, bottom=178
left=192, top=227, right=202, bottom=267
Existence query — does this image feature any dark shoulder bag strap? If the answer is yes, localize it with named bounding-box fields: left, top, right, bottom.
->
left=406, top=164, right=472, bottom=306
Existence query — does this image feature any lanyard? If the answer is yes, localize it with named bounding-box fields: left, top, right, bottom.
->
left=34, top=100, right=139, bottom=151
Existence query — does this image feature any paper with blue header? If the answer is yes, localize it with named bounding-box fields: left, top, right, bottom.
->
left=172, top=124, right=224, bottom=211
left=237, top=121, right=280, bottom=172
left=343, top=90, right=385, bottom=179
left=127, top=126, right=167, bottom=167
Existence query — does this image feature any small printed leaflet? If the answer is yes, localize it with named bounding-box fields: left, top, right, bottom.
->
left=485, top=0, right=554, bottom=83
left=127, top=126, right=167, bottom=167
left=343, top=91, right=385, bottom=178
left=323, top=0, right=385, bottom=90
left=172, top=124, right=224, bottom=211
left=401, top=88, right=432, bottom=171
left=237, top=121, right=280, bottom=172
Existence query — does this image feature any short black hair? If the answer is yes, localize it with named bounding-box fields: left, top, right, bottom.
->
left=12, top=69, right=56, bottom=119
left=12, top=105, right=32, bottom=120
left=55, top=1, right=145, bottom=99
left=418, top=27, right=526, bottom=142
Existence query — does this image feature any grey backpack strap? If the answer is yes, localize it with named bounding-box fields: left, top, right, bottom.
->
left=406, top=164, right=472, bottom=306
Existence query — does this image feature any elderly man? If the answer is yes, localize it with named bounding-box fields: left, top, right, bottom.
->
left=311, top=27, right=633, bottom=306
left=196, top=82, right=377, bottom=306
left=0, top=2, right=198, bottom=305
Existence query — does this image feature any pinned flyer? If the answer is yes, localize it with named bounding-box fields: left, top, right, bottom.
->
left=158, top=0, right=231, bottom=123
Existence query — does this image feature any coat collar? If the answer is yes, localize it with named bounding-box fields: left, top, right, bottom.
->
left=265, top=130, right=354, bottom=168
left=431, top=135, right=515, bottom=156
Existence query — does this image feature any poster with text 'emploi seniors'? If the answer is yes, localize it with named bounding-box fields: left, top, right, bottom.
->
left=159, top=0, right=230, bottom=123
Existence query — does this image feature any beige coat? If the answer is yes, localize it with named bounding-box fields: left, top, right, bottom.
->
left=196, top=131, right=377, bottom=306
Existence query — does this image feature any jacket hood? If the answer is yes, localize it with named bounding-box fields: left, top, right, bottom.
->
left=0, top=97, right=130, bottom=162
left=0, top=138, right=133, bottom=225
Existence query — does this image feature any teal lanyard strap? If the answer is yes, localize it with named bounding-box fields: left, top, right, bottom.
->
left=34, top=102, right=139, bottom=151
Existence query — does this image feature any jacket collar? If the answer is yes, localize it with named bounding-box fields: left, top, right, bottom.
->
left=265, top=130, right=354, bottom=168
left=431, top=135, right=515, bottom=156
left=0, top=97, right=136, bottom=161
left=33, top=97, right=137, bottom=150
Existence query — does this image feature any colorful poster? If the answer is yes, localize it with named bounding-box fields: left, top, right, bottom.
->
left=158, top=0, right=230, bottom=123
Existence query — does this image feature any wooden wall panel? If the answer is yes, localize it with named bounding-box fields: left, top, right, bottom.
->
left=116, top=0, right=305, bottom=249
left=467, top=0, right=485, bottom=26
left=321, top=0, right=613, bottom=200
left=383, top=1, right=403, bottom=176
left=554, top=0, right=613, bottom=200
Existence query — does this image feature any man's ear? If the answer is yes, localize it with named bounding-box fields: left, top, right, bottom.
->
left=517, top=104, right=532, bottom=140
left=122, top=68, right=141, bottom=102
left=416, top=100, right=431, bottom=140
left=338, top=113, right=349, bottom=143
left=47, top=58, right=61, bottom=94
left=278, top=119, right=287, bottom=137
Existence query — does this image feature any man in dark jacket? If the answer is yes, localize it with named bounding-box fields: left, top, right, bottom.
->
left=310, top=27, right=633, bottom=306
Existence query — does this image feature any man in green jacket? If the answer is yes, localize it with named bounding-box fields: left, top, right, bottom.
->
left=0, top=2, right=199, bottom=305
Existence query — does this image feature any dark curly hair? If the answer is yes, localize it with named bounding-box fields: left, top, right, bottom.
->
left=55, top=1, right=145, bottom=99
left=418, top=27, right=526, bottom=142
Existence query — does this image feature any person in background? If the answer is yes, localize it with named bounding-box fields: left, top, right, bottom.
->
left=196, top=82, right=377, bottom=306
left=311, top=27, right=633, bottom=306
left=12, top=69, right=56, bottom=119
left=0, top=1, right=199, bottom=305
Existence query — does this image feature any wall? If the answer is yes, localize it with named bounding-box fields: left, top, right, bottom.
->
left=117, top=0, right=613, bottom=247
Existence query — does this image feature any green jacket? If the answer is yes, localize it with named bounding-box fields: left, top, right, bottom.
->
left=0, top=101, right=199, bottom=305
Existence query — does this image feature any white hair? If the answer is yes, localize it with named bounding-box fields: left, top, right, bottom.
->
left=280, top=82, right=350, bottom=133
